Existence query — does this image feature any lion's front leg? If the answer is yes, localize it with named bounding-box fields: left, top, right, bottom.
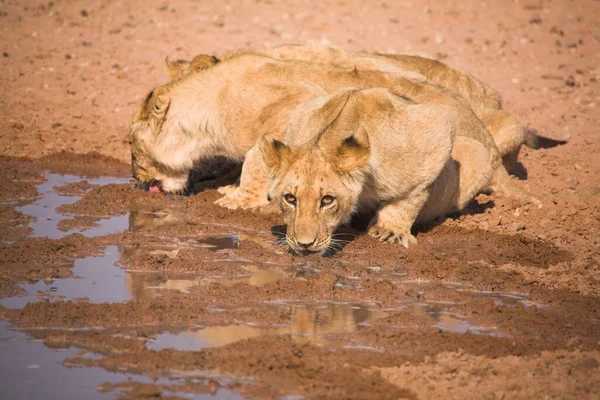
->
left=367, top=189, right=430, bottom=247
left=214, top=145, right=273, bottom=212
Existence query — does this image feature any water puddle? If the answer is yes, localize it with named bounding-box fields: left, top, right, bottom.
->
left=470, top=290, right=550, bottom=310
left=128, top=211, right=276, bottom=251
left=17, top=172, right=130, bottom=239
left=146, top=296, right=510, bottom=352
left=144, top=265, right=288, bottom=294
left=0, top=246, right=130, bottom=309
left=0, top=320, right=242, bottom=399
left=148, top=303, right=372, bottom=351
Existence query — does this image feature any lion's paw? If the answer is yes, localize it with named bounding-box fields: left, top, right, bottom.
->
left=215, top=190, right=270, bottom=211
left=368, top=224, right=417, bottom=248
left=214, top=195, right=242, bottom=210
left=217, top=184, right=238, bottom=196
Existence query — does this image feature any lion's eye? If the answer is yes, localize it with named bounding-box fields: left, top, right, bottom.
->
left=154, top=103, right=162, bottom=112
left=321, top=195, right=335, bottom=207
left=284, top=193, right=297, bottom=205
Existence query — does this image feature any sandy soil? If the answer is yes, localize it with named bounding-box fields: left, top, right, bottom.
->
left=1, top=0, right=599, bottom=399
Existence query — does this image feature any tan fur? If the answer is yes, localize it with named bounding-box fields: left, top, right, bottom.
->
left=130, top=46, right=535, bottom=218
left=233, top=45, right=529, bottom=174
left=165, top=55, right=219, bottom=81
left=260, top=88, right=496, bottom=253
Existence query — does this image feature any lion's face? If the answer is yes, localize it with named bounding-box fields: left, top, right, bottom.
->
left=270, top=150, right=361, bottom=254
left=259, top=91, right=371, bottom=255
left=130, top=86, right=190, bottom=193
left=130, top=55, right=220, bottom=194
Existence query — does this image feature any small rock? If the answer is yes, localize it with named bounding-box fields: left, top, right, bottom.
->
left=80, top=9, right=88, bottom=17
left=51, top=122, right=61, bottom=129
left=565, top=78, right=576, bottom=87
left=488, top=215, right=502, bottom=226
left=366, top=265, right=382, bottom=274
left=561, top=207, right=578, bottom=217
left=529, top=17, right=542, bottom=24
left=392, top=266, right=408, bottom=276
left=573, top=357, right=599, bottom=371
left=566, top=336, right=582, bottom=348
left=65, top=53, right=72, bottom=60
left=550, top=26, right=564, bottom=36
left=294, top=265, right=318, bottom=279
left=515, top=224, right=526, bottom=231
left=333, top=277, right=357, bottom=290
left=2, top=52, right=8, bottom=57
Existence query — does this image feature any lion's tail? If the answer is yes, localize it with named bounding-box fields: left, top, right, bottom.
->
left=524, top=129, right=568, bottom=149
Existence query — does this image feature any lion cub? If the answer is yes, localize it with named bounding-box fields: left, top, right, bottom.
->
left=260, top=88, right=493, bottom=253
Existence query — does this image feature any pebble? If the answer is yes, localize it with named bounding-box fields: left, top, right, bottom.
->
left=573, top=357, right=599, bottom=371
left=294, top=265, right=318, bottom=279
left=333, top=277, right=357, bottom=290
left=366, top=265, right=382, bottom=274
left=488, top=215, right=502, bottom=226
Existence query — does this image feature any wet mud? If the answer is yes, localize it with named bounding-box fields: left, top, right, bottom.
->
left=0, top=154, right=599, bottom=399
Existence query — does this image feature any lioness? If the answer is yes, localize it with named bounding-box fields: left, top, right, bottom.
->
left=130, top=47, right=526, bottom=206
left=259, top=88, right=493, bottom=252
left=163, top=45, right=532, bottom=174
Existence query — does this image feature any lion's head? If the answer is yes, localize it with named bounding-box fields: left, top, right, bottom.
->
left=130, top=55, right=219, bottom=194
left=259, top=90, right=372, bottom=255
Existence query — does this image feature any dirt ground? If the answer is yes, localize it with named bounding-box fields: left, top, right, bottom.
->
left=1, top=0, right=599, bottom=399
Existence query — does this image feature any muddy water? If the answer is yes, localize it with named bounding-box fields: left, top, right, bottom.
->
left=0, top=246, right=129, bottom=309
left=0, top=320, right=241, bottom=399
left=4, top=168, right=595, bottom=399
left=146, top=299, right=505, bottom=352
left=17, top=173, right=131, bottom=239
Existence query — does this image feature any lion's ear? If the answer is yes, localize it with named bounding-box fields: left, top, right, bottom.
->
left=165, top=57, right=190, bottom=81
left=145, top=86, right=170, bottom=125
left=259, top=135, right=291, bottom=172
left=165, top=55, right=219, bottom=81
left=316, top=90, right=370, bottom=174
left=328, top=131, right=370, bottom=174
left=189, top=55, right=219, bottom=72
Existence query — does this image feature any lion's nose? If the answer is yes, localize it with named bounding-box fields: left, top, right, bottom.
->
left=297, top=239, right=316, bottom=250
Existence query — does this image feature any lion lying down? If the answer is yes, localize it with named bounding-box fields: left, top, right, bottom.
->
left=259, top=88, right=491, bottom=252
left=129, top=45, right=539, bottom=249
left=163, top=44, right=534, bottom=175
left=131, top=45, right=529, bottom=191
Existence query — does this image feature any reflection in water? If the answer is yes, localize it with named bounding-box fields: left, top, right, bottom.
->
left=143, top=299, right=507, bottom=351
left=127, top=210, right=273, bottom=250
left=125, top=265, right=288, bottom=302
left=147, top=303, right=371, bottom=351
left=0, top=320, right=242, bottom=399
left=128, top=210, right=186, bottom=233
left=0, top=246, right=130, bottom=309
left=471, top=290, right=550, bottom=310
left=17, top=172, right=130, bottom=239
